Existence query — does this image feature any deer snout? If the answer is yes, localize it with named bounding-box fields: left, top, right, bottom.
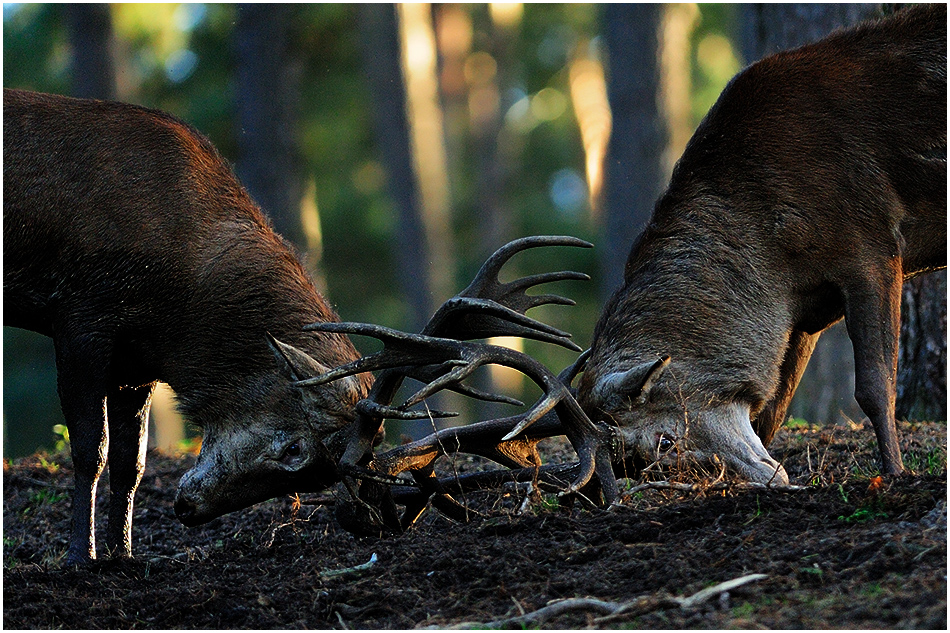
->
left=174, top=493, right=200, bottom=526
left=175, top=467, right=215, bottom=526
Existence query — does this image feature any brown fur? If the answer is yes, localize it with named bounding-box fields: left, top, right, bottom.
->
left=579, top=5, right=946, bottom=479
left=4, top=89, right=368, bottom=563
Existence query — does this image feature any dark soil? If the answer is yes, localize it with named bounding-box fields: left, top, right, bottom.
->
left=4, top=419, right=947, bottom=629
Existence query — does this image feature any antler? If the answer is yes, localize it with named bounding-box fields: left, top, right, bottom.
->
left=320, top=236, right=594, bottom=475
left=304, top=324, right=619, bottom=522
left=298, top=236, right=619, bottom=534
left=424, top=235, right=591, bottom=350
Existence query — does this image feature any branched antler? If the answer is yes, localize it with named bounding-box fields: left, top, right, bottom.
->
left=320, top=236, right=593, bottom=471
left=298, top=236, right=618, bottom=534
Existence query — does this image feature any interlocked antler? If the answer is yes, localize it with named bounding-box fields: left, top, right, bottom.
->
left=300, top=236, right=619, bottom=532
left=314, top=236, right=593, bottom=472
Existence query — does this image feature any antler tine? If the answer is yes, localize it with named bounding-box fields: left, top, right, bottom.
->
left=297, top=322, right=464, bottom=387
left=356, top=399, right=459, bottom=421
left=558, top=348, right=591, bottom=387
left=500, top=390, right=561, bottom=441
left=437, top=296, right=574, bottom=340
left=503, top=270, right=591, bottom=296
left=460, top=235, right=593, bottom=297
left=422, top=236, right=592, bottom=350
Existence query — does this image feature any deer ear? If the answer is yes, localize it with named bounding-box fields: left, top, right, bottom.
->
left=591, top=355, right=671, bottom=410
left=268, top=333, right=330, bottom=382
left=268, top=333, right=363, bottom=408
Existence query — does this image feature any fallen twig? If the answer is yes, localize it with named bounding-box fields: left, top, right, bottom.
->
left=8, top=474, right=72, bottom=490
left=319, top=552, right=378, bottom=579
left=448, top=573, right=768, bottom=629
left=621, top=480, right=808, bottom=500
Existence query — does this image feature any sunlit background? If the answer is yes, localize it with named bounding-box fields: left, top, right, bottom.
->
left=8, top=3, right=872, bottom=459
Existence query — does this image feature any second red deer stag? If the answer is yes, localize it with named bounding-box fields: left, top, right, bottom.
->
left=578, top=5, right=946, bottom=483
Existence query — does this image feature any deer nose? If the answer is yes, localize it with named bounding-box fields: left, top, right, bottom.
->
left=174, top=495, right=198, bottom=525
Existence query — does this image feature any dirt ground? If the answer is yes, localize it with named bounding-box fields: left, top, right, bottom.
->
left=3, top=418, right=946, bottom=629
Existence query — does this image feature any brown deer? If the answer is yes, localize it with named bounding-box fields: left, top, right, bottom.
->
left=4, top=88, right=369, bottom=564
left=577, top=5, right=946, bottom=483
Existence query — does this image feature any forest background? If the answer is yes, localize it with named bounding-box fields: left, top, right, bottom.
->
left=3, top=3, right=945, bottom=459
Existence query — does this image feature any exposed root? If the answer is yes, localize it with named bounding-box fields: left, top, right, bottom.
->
left=446, top=573, right=768, bottom=629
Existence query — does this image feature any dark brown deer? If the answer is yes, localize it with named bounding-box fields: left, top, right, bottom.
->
left=577, top=5, right=946, bottom=483
left=3, top=88, right=369, bottom=564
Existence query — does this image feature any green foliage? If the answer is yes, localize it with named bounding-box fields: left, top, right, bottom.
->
left=904, top=446, right=947, bottom=476
left=36, top=454, right=61, bottom=473
left=28, top=488, right=67, bottom=508
left=785, top=417, right=812, bottom=429
left=836, top=484, right=849, bottom=504
left=52, top=424, right=69, bottom=452
left=743, top=495, right=764, bottom=525
left=539, top=494, right=560, bottom=512
left=838, top=506, right=888, bottom=524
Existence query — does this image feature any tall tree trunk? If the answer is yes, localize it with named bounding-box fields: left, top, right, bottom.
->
left=742, top=3, right=947, bottom=426
left=63, top=3, right=117, bottom=100
left=600, top=4, right=668, bottom=301
left=897, top=272, right=947, bottom=421
left=358, top=3, right=446, bottom=332
left=740, top=3, right=879, bottom=61
left=234, top=4, right=308, bottom=254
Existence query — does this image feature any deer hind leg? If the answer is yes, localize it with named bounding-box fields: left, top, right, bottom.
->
left=54, top=337, right=110, bottom=565
left=753, top=329, right=820, bottom=446
left=843, top=262, right=905, bottom=475
left=105, top=382, right=155, bottom=558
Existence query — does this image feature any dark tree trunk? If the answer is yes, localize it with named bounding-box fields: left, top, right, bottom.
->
left=740, top=3, right=880, bottom=61
left=896, top=272, right=947, bottom=421
left=600, top=4, right=668, bottom=300
left=234, top=4, right=307, bottom=252
left=63, top=3, right=117, bottom=100
left=357, top=3, right=434, bottom=331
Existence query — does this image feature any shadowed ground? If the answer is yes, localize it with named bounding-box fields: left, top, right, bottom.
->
left=3, top=419, right=946, bottom=629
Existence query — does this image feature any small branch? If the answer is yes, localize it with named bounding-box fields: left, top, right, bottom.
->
left=675, top=573, right=768, bottom=610
left=319, top=553, right=379, bottom=579
left=447, top=573, right=768, bottom=629
left=621, top=480, right=808, bottom=500
left=8, top=475, right=72, bottom=490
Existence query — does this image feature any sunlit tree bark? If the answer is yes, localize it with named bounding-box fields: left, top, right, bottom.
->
left=357, top=3, right=437, bottom=331
left=397, top=3, right=455, bottom=308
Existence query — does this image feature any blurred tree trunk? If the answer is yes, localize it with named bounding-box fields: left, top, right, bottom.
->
left=600, top=4, right=668, bottom=301
left=896, top=272, right=947, bottom=421
left=397, top=3, right=455, bottom=313
left=742, top=4, right=947, bottom=426
left=740, top=3, right=879, bottom=61
left=63, top=3, right=117, bottom=100
left=357, top=3, right=435, bottom=331
left=471, top=4, right=520, bottom=264
left=234, top=4, right=308, bottom=254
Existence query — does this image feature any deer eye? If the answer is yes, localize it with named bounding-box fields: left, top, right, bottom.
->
left=657, top=435, right=675, bottom=453
left=280, top=441, right=303, bottom=465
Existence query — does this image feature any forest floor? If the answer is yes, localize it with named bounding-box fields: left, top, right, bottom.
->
left=3, top=419, right=946, bottom=629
